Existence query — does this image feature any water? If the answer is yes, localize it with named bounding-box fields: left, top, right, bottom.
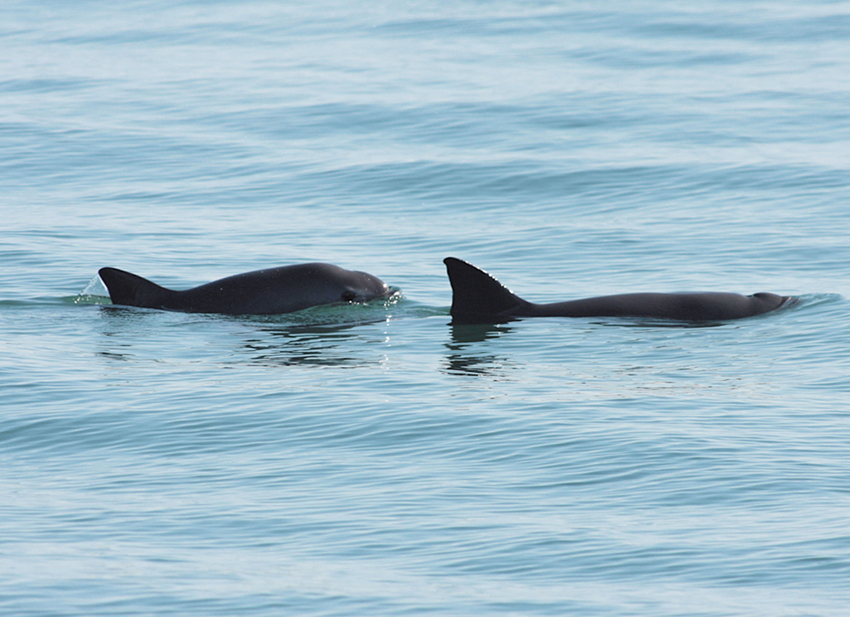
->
left=3, top=1, right=850, bottom=615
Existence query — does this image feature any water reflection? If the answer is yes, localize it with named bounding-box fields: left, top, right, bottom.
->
left=237, top=322, right=382, bottom=367
left=443, top=323, right=514, bottom=377
left=95, top=305, right=392, bottom=368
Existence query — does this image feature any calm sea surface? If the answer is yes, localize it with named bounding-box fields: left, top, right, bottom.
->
left=3, top=1, right=850, bottom=615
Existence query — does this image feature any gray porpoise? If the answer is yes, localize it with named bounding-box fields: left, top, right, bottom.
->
left=444, top=257, right=796, bottom=324
left=98, top=263, right=391, bottom=315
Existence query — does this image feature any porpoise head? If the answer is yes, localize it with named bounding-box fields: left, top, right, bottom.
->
left=340, top=269, right=391, bottom=303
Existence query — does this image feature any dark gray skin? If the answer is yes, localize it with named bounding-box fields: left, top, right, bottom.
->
left=99, top=263, right=391, bottom=315
left=444, top=257, right=796, bottom=324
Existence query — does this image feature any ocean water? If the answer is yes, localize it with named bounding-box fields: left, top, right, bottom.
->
left=3, top=1, right=850, bottom=615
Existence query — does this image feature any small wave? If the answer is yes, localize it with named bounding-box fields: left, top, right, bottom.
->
left=70, top=274, right=111, bottom=305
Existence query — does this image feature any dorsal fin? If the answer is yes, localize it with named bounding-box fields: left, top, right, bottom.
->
left=98, top=267, right=174, bottom=309
left=443, top=257, right=528, bottom=323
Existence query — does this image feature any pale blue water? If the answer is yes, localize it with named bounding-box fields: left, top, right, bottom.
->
left=3, top=1, right=850, bottom=615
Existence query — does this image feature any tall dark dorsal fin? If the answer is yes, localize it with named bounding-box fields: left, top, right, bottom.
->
left=98, top=267, right=174, bottom=309
left=443, top=257, right=529, bottom=323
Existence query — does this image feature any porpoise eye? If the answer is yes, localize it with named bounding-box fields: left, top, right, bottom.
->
left=341, top=290, right=357, bottom=302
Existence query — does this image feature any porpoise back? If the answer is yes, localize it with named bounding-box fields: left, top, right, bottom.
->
left=99, top=263, right=390, bottom=315
left=444, top=257, right=795, bottom=324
